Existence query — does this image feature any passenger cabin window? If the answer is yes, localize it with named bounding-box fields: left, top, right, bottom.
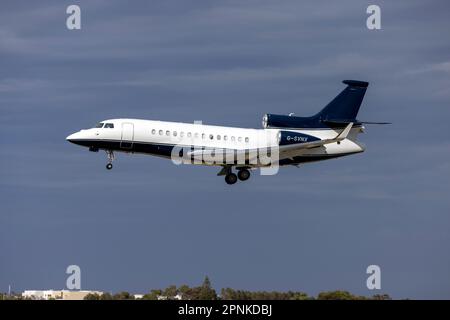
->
left=231, top=136, right=235, bottom=142
left=224, top=135, right=228, bottom=141
left=187, top=132, right=192, bottom=138
left=209, top=134, right=214, bottom=140
left=217, top=135, right=221, bottom=140
left=95, top=123, right=104, bottom=128
left=245, top=137, right=249, bottom=143
left=238, top=137, right=242, bottom=142
left=104, top=123, right=114, bottom=128
left=166, top=130, right=170, bottom=136
left=173, top=131, right=177, bottom=137
left=159, top=130, right=163, bottom=135
left=202, top=133, right=205, bottom=139
left=151, top=129, right=156, bottom=135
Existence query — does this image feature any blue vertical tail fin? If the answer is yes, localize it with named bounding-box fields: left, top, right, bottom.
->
left=316, top=80, right=368, bottom=123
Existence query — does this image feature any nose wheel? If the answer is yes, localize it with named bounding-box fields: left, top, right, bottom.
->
left=106, top=150, right=115, bottom=170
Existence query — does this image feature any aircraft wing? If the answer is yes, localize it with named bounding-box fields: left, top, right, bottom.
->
left=279, top=122, right=353, bottom=154
left=186, top=122, right=353, bottom=163
left=186, top=147, right=260, bottom=162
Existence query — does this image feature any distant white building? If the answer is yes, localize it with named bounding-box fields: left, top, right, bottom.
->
left=157, top=293, right=183, bottom=300
left=22, top=290, right=103, bottom=300
left=22, top=290, right=61, bottom=300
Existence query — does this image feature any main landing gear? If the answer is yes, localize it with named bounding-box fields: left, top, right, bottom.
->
left=221, top=167, right=251, bottom=185
left=106, top=150, right=115, bottom=170
left=225, top=173, right=238, bottom=185
left=237, top=169, right=250, bottom=181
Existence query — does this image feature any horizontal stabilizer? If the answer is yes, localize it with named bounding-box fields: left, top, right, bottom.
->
left=323, top=119, right=391, bottom=125
left=342, top=80, right=369, bottom=88
left=359, top=121, right=392, bottom=125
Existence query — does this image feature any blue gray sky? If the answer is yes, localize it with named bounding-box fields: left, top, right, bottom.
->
left=1, top=0, right=449, bottom=299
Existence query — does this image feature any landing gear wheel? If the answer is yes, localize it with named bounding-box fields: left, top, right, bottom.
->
left=238, top=169, right=250, bottom=181
left=225, top=173, right=238, bottom=185
left=105, top=150, right=115, bottom=170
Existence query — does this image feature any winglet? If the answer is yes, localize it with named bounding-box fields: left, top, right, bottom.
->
left=335, top=122, right=353, bottom=141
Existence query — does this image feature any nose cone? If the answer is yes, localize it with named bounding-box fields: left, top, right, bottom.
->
left=66, top=132, right=77, bottom=143
left=66, top=133, right=74, bottom=141
left=66, top=130, right=94, bottom=148
left=66, top=131, right=84, bottom=145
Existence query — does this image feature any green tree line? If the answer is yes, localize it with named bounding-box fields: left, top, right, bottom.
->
left=82, top=276, right=392, bottom=300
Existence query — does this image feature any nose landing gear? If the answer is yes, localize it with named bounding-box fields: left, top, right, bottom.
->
left=106, top=150, right=115, bottom=170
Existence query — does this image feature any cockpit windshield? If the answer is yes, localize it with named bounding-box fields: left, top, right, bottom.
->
left=94, top=123, right=104, bottom=128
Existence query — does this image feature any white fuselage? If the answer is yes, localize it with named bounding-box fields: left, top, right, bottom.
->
left=66, top=118, right=365, bottom=167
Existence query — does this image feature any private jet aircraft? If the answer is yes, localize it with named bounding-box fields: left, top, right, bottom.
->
left=66, top=80, right=387, bottom=184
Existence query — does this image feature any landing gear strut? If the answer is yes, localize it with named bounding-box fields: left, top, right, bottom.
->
left=106, top=150, right=115, bottom=170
